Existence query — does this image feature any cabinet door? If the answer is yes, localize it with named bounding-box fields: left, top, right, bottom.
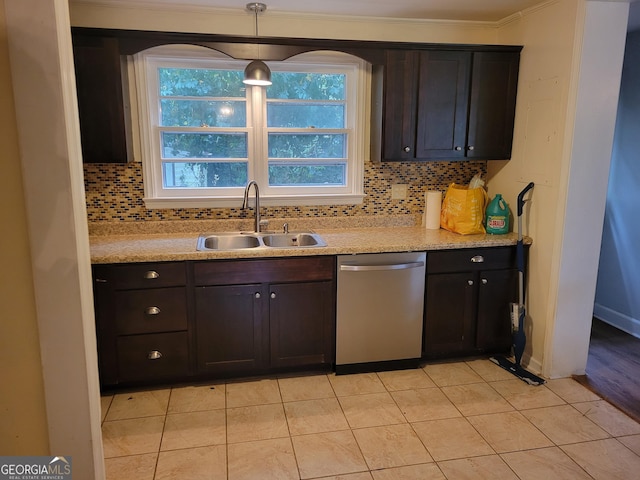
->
left=424, top=272, right=476, bottom=356
left=415, top=51, right=470, bottom=160
left=382, top=50, right=420, bottom=161
left=195, top=285, right=267, bottom=375
left=466, top=51, right=520, bottom=159
left=476, top=268, right=519, bottom=352
left=269, top=282, right=334, bottom=368
left=72, top=33, right=127, bottom=163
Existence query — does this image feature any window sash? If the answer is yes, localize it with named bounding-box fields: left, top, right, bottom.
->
left=135, top=46, right=366, bottom=207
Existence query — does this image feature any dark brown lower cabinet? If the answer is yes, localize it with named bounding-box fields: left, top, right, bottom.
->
left=93, top=256, right=335, bottom=389
left=92, top=249, right=522, bottom=389
left=92, top=261, right=190, bottom=388
left=476, top=268, right=519, bottom=351
left=269, top=281, right=334, bottom=368
left=195, top=284, right=266, bottom=375
left=424, top=272, right=476, bottom=355
left=192, top=256, right=336, bottom=377
left=423, top=247, right=521, bottom=358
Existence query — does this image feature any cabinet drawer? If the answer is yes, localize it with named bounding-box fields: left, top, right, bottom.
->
left=427, top=247, right=516, bottom=274
left=116, top=332, right=189, bottom=383
left=94, top=262, right=186, bottom=289
left=194, top=256, right=335, bottom=285
left=115, top=287, right=187, bottom=335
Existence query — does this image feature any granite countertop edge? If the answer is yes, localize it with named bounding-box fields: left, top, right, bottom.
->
left=89, top=217, right=531, bottom=264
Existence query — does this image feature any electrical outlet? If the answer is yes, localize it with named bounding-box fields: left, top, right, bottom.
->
left=391, top=183, right=408, bottom=200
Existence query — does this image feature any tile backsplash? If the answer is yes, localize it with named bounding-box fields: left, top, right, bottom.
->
left=84, top=161, right=486, bottom=223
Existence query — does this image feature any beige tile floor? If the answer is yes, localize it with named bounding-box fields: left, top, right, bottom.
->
left=101, top=359, right=640, bottom=479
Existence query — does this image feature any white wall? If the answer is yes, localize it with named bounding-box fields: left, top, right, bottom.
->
left=69, top=1, right=501, bottom=44
left=594, top=25, right=640, bottom=338
left=490, top=0, right=582, bottom=375
left=4, top=0, right=104, bottom=477
left=0, top=0, right=49, bottom=455
left=490, top=0, right=629, bottom=378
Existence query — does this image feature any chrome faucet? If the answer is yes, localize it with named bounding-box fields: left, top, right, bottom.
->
left=242, top=181, right=261, bottom=233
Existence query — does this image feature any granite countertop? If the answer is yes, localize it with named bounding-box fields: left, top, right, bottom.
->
left=89, top=216, right=529, bottom=264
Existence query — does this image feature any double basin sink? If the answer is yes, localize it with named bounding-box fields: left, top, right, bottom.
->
left=197, top=231, right=327, bottom=251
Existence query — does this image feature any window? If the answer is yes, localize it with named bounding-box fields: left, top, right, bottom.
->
left=134, top=45, right=369, bottom=208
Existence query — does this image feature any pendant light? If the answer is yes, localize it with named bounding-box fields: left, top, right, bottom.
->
left=243, top=3, right=272, bottom=86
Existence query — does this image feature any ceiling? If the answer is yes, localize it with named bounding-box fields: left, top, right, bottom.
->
left=78, top=0, right=640, bottom=30
left=78, top=0, right=548, bottom=22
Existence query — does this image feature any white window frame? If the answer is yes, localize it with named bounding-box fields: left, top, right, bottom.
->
left=134, top=45, right=369, bottom=208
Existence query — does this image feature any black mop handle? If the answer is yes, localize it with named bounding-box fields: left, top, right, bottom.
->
left=516, top=182, right=534, bottom=303
left=517, top=182, right=535, bottom=216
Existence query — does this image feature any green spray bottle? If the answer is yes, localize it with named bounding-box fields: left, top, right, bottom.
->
left=485, top=194, right=510, bottom=234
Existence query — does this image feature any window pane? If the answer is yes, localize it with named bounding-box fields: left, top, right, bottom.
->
left=158, top=68, right=245, bottom=97
left=162, top=132, right=247, bottom=158
left=269, top=163, right=346, bottom=186
left=268, top=133, right=346, bottom=158
left=161, top=100, right=246, bottom=127
left=267, top=72, right=345, bottom=100
left=163, top=161, right=248, bottom=188
left=267, top=102, right=344, bottom=128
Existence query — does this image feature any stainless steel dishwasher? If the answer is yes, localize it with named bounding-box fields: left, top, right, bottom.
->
left=336, top=252, right=426, bottom=373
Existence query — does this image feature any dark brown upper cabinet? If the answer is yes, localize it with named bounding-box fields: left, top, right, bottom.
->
left=72, top=34, right=128, bottom=163
left=71, top=28, right=521, bottom=164
left=381, top=48, right=520, bottom=162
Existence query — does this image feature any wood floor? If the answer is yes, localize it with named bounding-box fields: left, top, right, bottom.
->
left=574, top=318, right=640, bottom=423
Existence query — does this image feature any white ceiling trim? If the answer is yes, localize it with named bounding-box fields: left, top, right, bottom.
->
left=69, top=0, right=511, bottom=28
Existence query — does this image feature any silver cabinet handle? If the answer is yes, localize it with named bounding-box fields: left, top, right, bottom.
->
left=481, top=278, right=488, bottom=285
left=471, top=255, right=484, bottom=263
left=144, top=270, right=159, bottom=279
left=468, top=145, right=475, bottom=151
left=340, top=261, right=424, bottom=272
left=95, top=278, right=107, bottom=283
left=455, top=146, right=462, bottom=151
left=147, top=350, right=162, bottom=360
left=255, top=292, right=261, bottom=299
left=145, top=306, right=161, bottom=315
left=403, top=146, right=411, bottom=152
left=468, top=280, right=474, bottom=286
left=270, top=292, right=276, bottom=299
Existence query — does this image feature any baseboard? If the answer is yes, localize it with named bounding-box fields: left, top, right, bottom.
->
left=522, top=355, right=544, bottom=376
left=593, top=303, right=640, bottom=339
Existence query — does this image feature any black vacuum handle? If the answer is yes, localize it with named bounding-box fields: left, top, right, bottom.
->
left=517, top=182, right=535, bottom=216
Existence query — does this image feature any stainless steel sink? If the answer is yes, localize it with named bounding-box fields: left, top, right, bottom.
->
left=261, top=232, right=325, bottom=248
left=196, top=231, right=326, bottom=251
left=198, top=233, right=261, bottom=251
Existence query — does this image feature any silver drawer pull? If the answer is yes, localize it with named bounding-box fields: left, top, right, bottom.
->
left=147, top=350, right=163, bottom=360
left=481, top=278, right=488, bottom=285
left=468, top=280, right=474, bottom=286
left=144, top=270, right=160, bottom=279
left=145, top=306, right=161, bottom=315
left=470, top=255, right=484, bottom=263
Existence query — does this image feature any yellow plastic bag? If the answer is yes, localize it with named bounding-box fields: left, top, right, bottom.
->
left=440, top=183, right=488, bottom=235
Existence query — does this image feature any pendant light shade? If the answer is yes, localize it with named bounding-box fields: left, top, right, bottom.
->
left=243, top=59, right=272, bottom=86
left=243, top=3, right=272, bottom=86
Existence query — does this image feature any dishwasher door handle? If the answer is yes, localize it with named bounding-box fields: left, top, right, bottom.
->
left=339, top=261, right=424, bottom=272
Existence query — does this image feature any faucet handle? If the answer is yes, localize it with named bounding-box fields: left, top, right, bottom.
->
left=283, top=223, right=289, bottom=234
left=259, top=219, right=269, bottom=230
